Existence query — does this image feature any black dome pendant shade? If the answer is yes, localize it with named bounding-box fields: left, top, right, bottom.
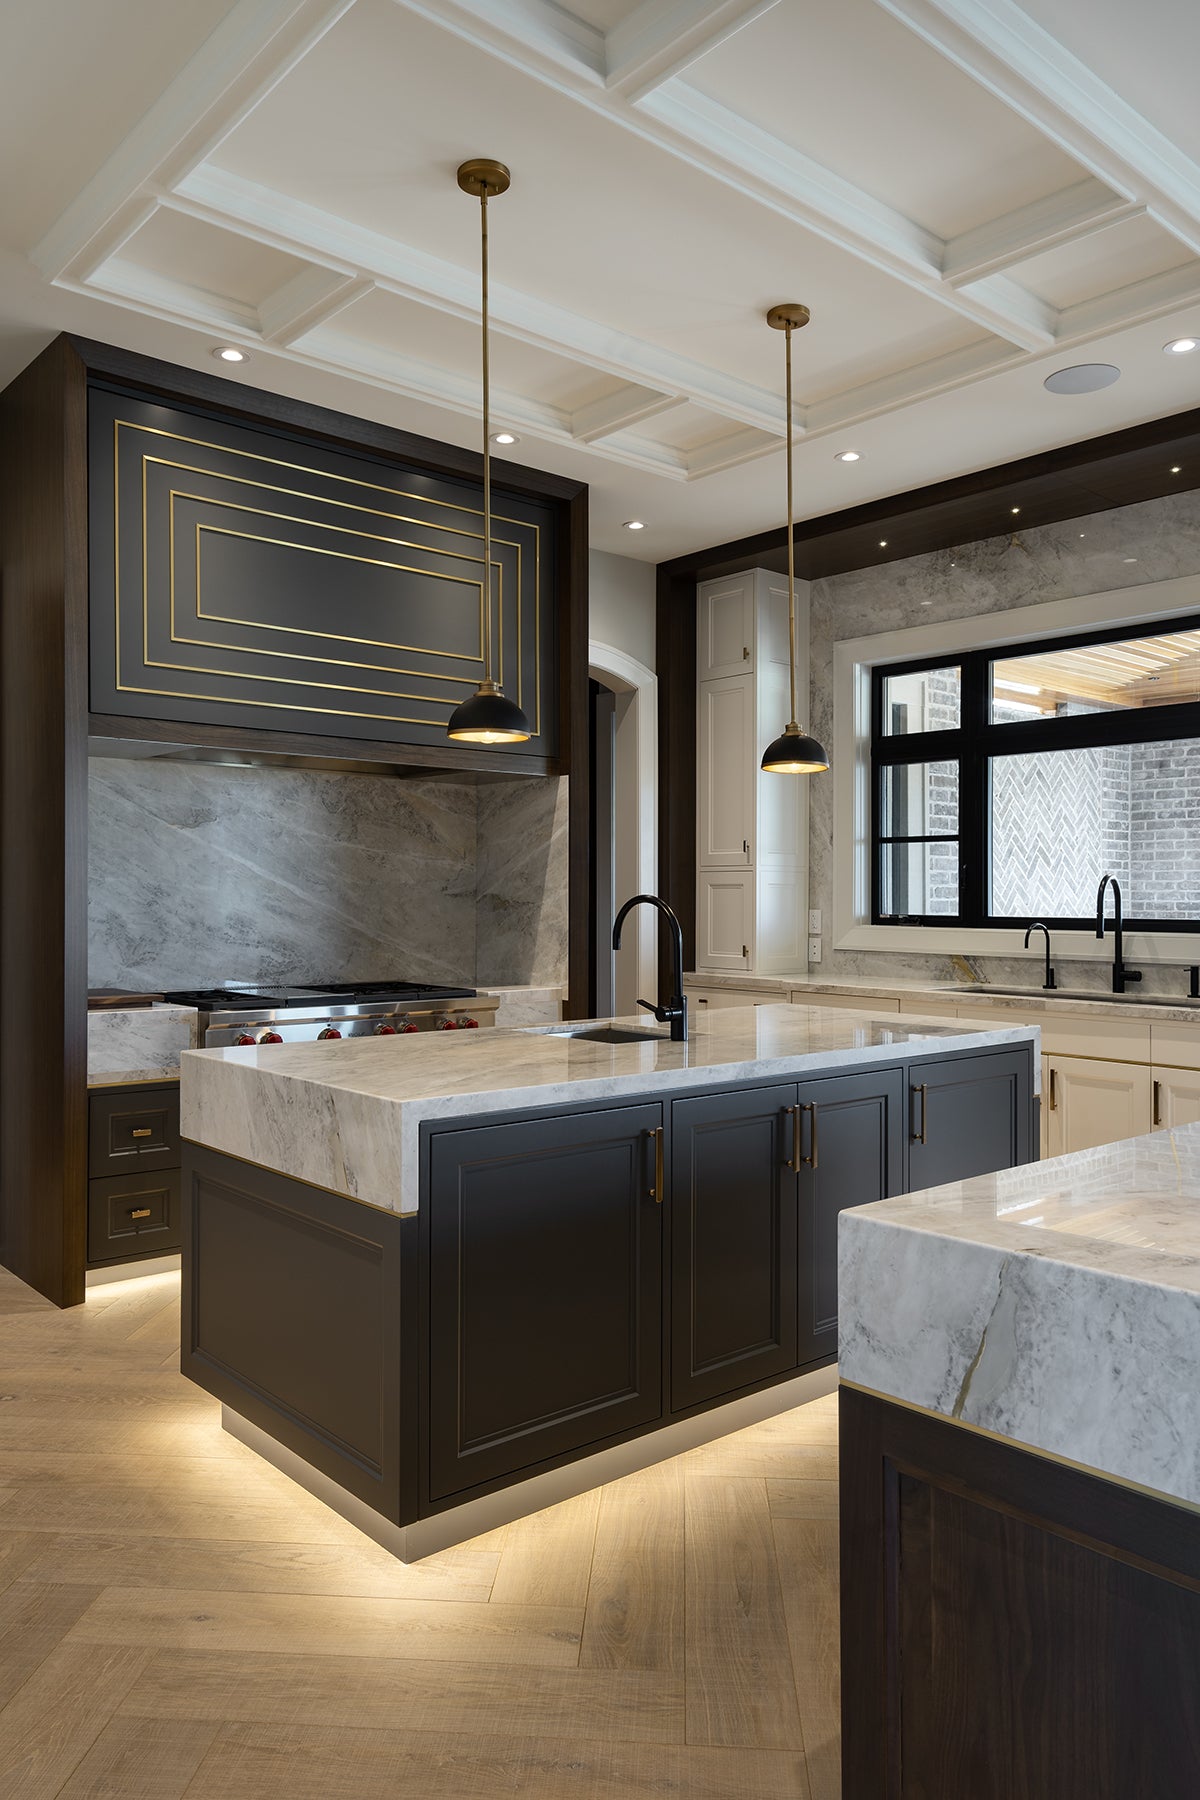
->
left=761, top=303, right=828, bottom=777
left=446, top=679, right=531, bottom=744
left=761, top=722, right=829, bottom=774
left=446, top=159, right=531, bottom=747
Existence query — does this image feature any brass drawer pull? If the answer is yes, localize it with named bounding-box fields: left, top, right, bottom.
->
left=131, top=1127, right=154, bottom=1139
left=913, top=1083, right=928, bottom=1145
left=129, top=1207, right=153, bottom=1220
left=648, top=1126, right=664, bottom=1203
left=1153, top=1078, right=1162, bottom=1127
left=1049, top=1067, right=1058, bottom=1113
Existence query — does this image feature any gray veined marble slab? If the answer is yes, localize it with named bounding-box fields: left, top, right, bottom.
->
left=840, top=1124, right=1200, bottom=1510
left=88, top=1003, right=198, bottom=1085
left=180, top=1002, right=1037, bottom=1218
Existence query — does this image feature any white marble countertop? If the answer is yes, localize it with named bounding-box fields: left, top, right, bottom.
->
left=688, top=969, right=1200, bottom=1027
left=840, top=1124, right=1200, bottom=1509
left=88, top=1003, right=198, bottom=1086
left=180, top=1003, right=1037, bottom=1217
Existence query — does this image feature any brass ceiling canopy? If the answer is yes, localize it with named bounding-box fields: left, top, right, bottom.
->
left=446, top=158, right=530, bottom=747
left=761, top=301, right=829, bottom=777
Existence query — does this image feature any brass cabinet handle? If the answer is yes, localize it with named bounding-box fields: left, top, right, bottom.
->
left=789, top=1103, right=819, bottom=1171
left=789, top=1104, right=803, bottom=1173
left=131, top=1127, right=153, bottom=1139
left=913, top=1083, right=928, bottom=1145
left=648, top=1126, right=664, bottom=1203
left=1049, top=1067, right=1058, bottom=1113
left=1153, top=1078, right=1162, bottom=1127
left=129, top=1207, right=152, bottom=1220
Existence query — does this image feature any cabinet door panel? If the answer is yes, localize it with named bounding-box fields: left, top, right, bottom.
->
left=698, top=677, right=754, bottom=866
left=796, top=1068, right=904, bottom=1368
left=696, top=872, right=753, bottom=972
left=427, top=1104, right=662, bottom=1501
left=908, top=1049, right=1033, bottom=1191
left=698, top=577, right=755, bottom=678
left=1153, top=1066, right=1200, bottom=1131
left=671, top=1086, right=797, bottom=1410
left=1044, top=1056, right=1153, bottom=1155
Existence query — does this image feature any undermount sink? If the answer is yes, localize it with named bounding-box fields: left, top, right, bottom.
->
left=548, top=1023, right=669, bottom=1045
left=948, top=985, right=1200, bottom=1008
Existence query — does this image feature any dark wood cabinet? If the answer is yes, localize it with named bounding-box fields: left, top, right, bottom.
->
left=796, top=1067, right=904, bottom=1369
left=426, top=1102, right=664, bottom=1503
left=87, top=1081, right=182, bottom=1266
left=907, top=1046, right=1033, bottom=1192
left=88, top=387, right=559, bottom=760
left=670, top=1084, right=798, bottom=1410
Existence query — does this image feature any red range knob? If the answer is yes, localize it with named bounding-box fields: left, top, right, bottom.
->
left=317, top=1026, right=342, bottom=1040
left=460, top=1017, right=479, bottom=1028
left=374, top=1023, right=397, bottom=1036
left=436, top=1017, right=459, bottom=1030
left=399, top=1020, right=420, bottom=1034
left=234, top=1032, right=256, bottom=1046
left=259, top=1030, right=283, bottom=1044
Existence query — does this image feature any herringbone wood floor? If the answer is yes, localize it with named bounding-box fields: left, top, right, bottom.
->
left=0, top=1264, right=840, bottom=1798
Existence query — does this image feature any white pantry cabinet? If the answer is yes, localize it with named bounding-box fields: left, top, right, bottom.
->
left=695, top=569, right=808, bottom=976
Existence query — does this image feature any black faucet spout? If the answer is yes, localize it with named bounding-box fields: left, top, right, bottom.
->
left=612, top=894, right=688, bottom=1042
left=1023, top=920, right=1056, bottom=990
left=1096, top=874, right=1142, bottom=995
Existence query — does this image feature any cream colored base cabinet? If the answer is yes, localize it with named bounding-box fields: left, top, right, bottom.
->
left=1152, top=1066, right=1200, bottom=1130
left=1044, top=1055, right=1152, bottom=1157
left=696, top=873, right=753, bottom=973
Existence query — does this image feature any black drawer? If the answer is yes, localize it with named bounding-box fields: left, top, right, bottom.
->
left=89, top=1085, right=180, bottom=1176
left=88, top=1169, right=182, bottom=1265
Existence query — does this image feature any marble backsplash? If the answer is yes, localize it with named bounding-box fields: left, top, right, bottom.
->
left=807, top=486, right=1200, bottom=991
left=89, top=758, right=567, bottom=992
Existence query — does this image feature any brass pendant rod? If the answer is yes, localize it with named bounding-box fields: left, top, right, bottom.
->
left=480, top=182, right=493, bottom=685
left=784, top=320, right=797, bottom=729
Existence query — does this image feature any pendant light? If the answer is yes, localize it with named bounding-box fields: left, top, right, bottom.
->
left=760, top=303, right=829, bottom=775
left=446, top=159, right=531, bottom=746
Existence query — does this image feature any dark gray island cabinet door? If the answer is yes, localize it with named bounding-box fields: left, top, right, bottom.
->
left=670, top=1084, right=799, bottom=1411
left=795, top=1067, right=904, bottom=1370
left=426, top=1103, right=664, bottom=1504
left=907, top=1046, right=1034, bottom=1193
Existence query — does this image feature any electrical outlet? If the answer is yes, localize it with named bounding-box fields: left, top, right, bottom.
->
left=808, top=936, right=822, bottom=963
left=808, top=909, right=822, bottom=934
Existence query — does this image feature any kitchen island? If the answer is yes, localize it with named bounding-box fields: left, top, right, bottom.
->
left=179, top=1004, right=1038, bottom=1558
left=838, top=1126, right=1200, bottom=1798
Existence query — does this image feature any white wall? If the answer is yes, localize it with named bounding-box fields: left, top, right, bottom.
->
left=589, top=550, right=656, bottom=671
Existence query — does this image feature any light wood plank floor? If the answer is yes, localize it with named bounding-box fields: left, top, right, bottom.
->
left=0, top=1266, right=840, bottom=1799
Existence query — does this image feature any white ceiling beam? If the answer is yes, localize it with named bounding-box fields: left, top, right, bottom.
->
left=1055, top=262, right=1200, bottom=343
left=943, top=179, right=1141, bottom=286
left=872, top=0, right=1200, bottom=258
left=604, top=0, right=784, bottom=102
left=571, top=385, right=686, bottom=442
left=258, top=268, right=374, bottom=345
left=86, top=261, right=264, bottom=339
left=802, top=338, right=1019, bottom=436
left=32, top=0, right=357, bottom=282
left=165, top=167, right=789, bottom=434
left=684, top=426, right=777, bottom=479
left=386, top=0, right=605, bottom=86
left=956, top=273, right=1057, bottom=348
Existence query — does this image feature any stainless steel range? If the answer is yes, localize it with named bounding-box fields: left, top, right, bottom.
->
left=162, top=981, right=498, bottom=1049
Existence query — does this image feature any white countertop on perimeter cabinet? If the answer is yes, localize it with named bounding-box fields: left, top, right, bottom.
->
left=179, top=1003, right=1038, bottom=1217
left=840, top=1123, right=1200, bottom=1510
left=88, top=1003, right=198, bottom=1086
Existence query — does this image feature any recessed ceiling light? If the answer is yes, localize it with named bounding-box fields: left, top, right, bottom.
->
left=1123, top=557, right=1138, bottom=563
left=1079, top=533, right=1086, bottom=538
left=1043, top=363, right=1120, bottom=395
left=1011, top=506, right=1020, bottom=515
left=623, top=520, right=646, bottom=531
left=1171, top=464, right=1183, bottom=474
left=490, top=431, right=519, bottom=445
left=213, top=346, right=249, bottom=364
left=878, top=539, right=888, bottom=548
left=834, top=449, right=861, bottom=463
left=1164, top=338, right=1198, bottom=355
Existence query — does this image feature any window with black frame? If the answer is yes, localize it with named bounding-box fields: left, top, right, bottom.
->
left=871, top=618, right=1200, bottom=930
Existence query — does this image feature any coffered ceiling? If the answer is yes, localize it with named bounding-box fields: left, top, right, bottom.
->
left=4, top=0, right=1200, bottom=559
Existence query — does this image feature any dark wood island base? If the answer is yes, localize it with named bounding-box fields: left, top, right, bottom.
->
left=838, top=1384, right=1200, bottom=1799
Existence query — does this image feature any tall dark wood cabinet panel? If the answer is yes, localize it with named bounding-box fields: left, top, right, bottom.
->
left=907, top=1047, right=1033, bottom=1191
left=796, top=1067, right=903, bottom=1368
left=426, top=1104, right=664, bottom=1506
left=0, top=338, right=89, bottom=1307
left=670, top=1085, right=798, bottom=1410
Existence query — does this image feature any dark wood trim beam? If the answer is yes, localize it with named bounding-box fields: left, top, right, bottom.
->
left=564, top=487, right=591, bottom=1020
